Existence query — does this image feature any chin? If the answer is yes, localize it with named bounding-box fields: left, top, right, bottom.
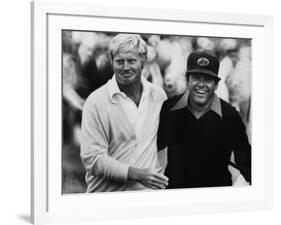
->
left=119, top=80, right=133, bottom=86
left=125, top=76, right=138, bottom=83
left=191, top=95, right=207, bottom=104
left=194, top=99, right=207, bottom=105
left=116, top=75, right=134, bottom=84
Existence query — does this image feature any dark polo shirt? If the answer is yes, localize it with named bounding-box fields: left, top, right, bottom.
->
left=157, top=91, right=251, bottom=189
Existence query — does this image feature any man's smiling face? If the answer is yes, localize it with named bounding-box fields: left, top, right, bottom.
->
left=187, top=73, right=218, bottom=107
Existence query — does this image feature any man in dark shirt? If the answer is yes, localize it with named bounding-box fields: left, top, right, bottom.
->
left=157, top=50, right=251, bottom=189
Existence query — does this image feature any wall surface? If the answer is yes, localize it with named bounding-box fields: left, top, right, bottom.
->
left=0, top=0, right=280, bottom=224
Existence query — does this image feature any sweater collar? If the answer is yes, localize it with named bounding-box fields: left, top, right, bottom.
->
left=107, top=75, right=152, bottom=104
left=171, top=90, right=222, bottom=118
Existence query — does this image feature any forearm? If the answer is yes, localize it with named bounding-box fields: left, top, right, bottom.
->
left=81, top=149, right=129, bottom=183
left=232, top=136, right=251, bottom=183
left=232, top=111, right=252, bottom=184
left=234, top=150, right=251, bottom=184
left=127, top=167, right=141, bottom=182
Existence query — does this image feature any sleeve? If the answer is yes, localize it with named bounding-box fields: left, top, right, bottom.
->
left=231, top=110, right=252, bottom=184
left=80, top=98, right=129, bottom=183
left=157, top=101, right=169, bottom=151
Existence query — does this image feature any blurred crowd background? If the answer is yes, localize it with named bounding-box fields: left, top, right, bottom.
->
left=62, top=30, right=252, bottom=194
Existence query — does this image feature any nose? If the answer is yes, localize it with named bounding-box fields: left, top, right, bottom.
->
left=196, top=76, right=206, bottom=85
left=123, top=61, right=130, bottom=70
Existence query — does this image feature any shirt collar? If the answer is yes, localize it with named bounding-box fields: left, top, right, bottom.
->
left=171, top=90, right=222, bottom=118
left=107, top=74, right=152, bottom=104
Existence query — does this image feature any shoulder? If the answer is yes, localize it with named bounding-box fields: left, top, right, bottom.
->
left=220, top=98, right=240, bottom=119
left=146, top=81, right=167, bottom=102
left=83, top=84, right=109, bottom=112
left=162, top=94, right=184, bottom=112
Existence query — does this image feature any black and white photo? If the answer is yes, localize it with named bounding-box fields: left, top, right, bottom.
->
left=62, top=30, right=252, bottom=193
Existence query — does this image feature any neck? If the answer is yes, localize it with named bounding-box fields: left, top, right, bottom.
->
left=118, top=82, right=143, bottom=106
left=188, top=97, right=214, bottom=119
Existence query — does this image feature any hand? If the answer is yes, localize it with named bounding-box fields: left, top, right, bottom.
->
left=128, top=167, right=169, bottom=189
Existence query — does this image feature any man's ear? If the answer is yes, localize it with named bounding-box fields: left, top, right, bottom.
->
left=185, top=73, right=190, bottom=82
left=109, top=53, right=114, bottom=65
left=141, top=57, right=147, bottom=69
left=214, top=80, right=219, bottom=90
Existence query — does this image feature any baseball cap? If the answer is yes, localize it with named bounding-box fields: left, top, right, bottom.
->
left=186, top=50, right=220, bottom=80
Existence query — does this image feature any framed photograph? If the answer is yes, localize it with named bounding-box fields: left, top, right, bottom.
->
left=31, top=1, right=273, bottom=224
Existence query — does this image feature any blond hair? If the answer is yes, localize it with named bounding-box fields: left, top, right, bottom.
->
left=109, top=33, right=147, bottom=60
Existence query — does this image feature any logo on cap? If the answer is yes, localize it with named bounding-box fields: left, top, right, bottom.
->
left=197, top=57, right=209, bottom=67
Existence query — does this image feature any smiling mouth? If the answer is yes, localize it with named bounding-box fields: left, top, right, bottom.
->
left=195, top=90, right=208, bottom=95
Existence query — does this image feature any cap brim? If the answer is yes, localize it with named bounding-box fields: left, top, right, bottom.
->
left=187, top=69, right=221, bottom=80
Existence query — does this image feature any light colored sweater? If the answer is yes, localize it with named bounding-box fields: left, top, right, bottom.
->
left=80, top=77, right=167, bottom=192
